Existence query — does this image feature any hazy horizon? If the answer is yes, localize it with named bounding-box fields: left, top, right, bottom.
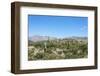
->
left=29, top=35, right=88, bottom=39
left=28, top=15, right=88, bottom=38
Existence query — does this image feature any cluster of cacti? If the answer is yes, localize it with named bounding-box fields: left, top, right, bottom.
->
left=28, top=39, right=88, bottom=60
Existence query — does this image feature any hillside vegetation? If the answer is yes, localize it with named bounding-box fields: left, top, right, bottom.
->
left=28, top=37, right=88, bottom=60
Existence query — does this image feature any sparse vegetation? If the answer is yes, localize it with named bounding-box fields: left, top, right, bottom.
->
left=28, top=37, right=88, bottom=60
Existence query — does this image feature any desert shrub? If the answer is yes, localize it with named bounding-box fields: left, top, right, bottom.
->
left=28, top=50, right=35, bottom=60
left=34, top=53, right=44, bottom=59
left=28, top=38, right=88, bottom=60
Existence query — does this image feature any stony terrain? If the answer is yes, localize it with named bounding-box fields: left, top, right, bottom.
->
left=28, top=36, right=88, bottom=60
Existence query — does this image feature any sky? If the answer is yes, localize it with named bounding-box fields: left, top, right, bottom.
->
left=28, top=15, right=88, bottom=38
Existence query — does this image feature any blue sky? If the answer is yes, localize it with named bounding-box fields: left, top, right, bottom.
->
left=28, top=15, right=88, bottom=38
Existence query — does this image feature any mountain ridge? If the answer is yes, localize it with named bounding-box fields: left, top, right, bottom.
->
left=29, top=35, right=87, bottom=42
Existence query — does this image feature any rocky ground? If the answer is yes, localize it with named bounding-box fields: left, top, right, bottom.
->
left=28, top=38, right=88, bottom=60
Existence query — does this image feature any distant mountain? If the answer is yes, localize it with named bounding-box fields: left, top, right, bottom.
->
left=69, top=36, right=87, bottom=40
left=29, top=35, right=57, bottom=42
left=29, top=35, right=88, bottom=42
left=62, top=36, right=88, bottom=42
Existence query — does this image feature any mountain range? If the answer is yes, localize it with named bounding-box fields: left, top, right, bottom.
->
left=29, top=35, right=57, bottom=42
left=29, top=35, right=87, bottom=42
